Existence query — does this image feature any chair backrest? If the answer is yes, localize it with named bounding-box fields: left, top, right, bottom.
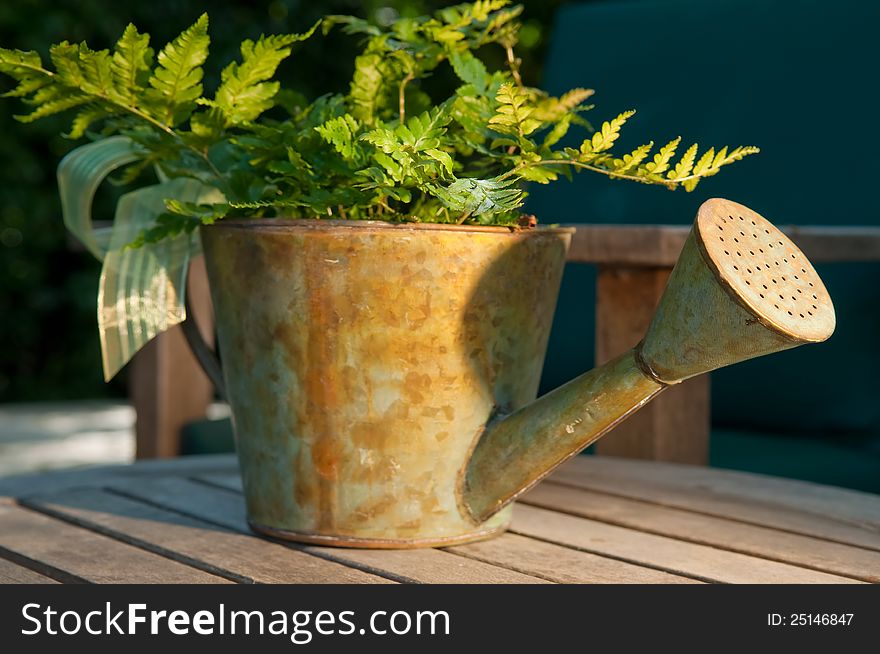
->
left=530, top=0, right=880, bottom=434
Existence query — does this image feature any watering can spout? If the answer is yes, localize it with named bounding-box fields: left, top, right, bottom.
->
left=461, top=198, right=836, bottom=523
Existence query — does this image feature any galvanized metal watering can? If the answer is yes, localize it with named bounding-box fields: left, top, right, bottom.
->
left=187, top=198, right=835, bottom=548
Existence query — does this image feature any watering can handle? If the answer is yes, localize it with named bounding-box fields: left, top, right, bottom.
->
left=181, top=293, right=228, bottom=400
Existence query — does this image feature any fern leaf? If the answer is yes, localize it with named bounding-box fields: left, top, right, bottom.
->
left=518, top=165, right=559, bottom=183
left=488, top=82, right=541, bottom=141
left=189, top=106, right=226, bottom=140
left=588, top=110, right=634, bottom=153
left=542, top=113, right=571, bottom=149
left=643, top=137, right=680, bottom=175
left=111, top=24, right=153, bottom=103
left=400, top=104, right=452, bottom=149
left=322, top=15, right=383, bottom=37
left=213, top=21, right=319, bottom=125
left=349, top=52, right=385, bottom=125
left=682, top=144, right=760, bottom=191
left=668, top=143, right=698, bottom=180
left=424, top=148, right=454, bottom=174
left=16, top=93, right=90, bottom=122
left=360, top=128, right=397, bottom=153
left=0, top=47, right=46, bottom=76
left=0, top=48, right=52, bottom=98
left=471, top=0, right=513, bottom=21
left=146, top=13, right=210, bottom=125
left=165, top=198, right=229, bottom=225
left=682, top=178, right=700, bottom=192
left=67, top=104, right=111, bottom=138
left=78, top=46, right=115, bottom=99
left=692, top=147, right=715, bottom=176
left=315, top=114, right=363, bottom=162
left=1, top=73, right=50, bottom=99
left=448, top=51, right=488, bottom=94
left=711, top=146, right=729, bottom=169
left=49, top=42, right=88, bottom=88
left=707, top=145, right=760, bottom=171
left=723, top=145, right=760, bottom=163
left=532, top=87, right=594, bottom=122
left=429, top=175, right=523, bottom=216
left=613, top=142, right=653, bottom=174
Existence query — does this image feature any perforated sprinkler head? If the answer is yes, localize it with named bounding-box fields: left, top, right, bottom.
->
left=638, top=198, right=835, bottom=384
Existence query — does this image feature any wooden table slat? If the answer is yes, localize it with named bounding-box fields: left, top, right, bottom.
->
left=0, top=453, right=236, bottom=497
left=448, top=533, right=701, bottom=584
left=107, top=476, right=547, bottom=584
left=549, top=457, right=880, bottom=550
left=523, top=483, right=880, bottom=582
left=0, top=503, right=228, bottom=584
left=307, top=544, right=550, bottom=584
left=195, top=472, right=244, bottom=492
left=564, top=457, right=880, bottom=526
left=0, top=556, right=59, bottom=584
left=511, top=505, right=861, bottom=584
left=23, top=489, right=390, bottom=584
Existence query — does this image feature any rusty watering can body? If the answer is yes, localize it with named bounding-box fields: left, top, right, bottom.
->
left=201, top=219, right=572, bottom=546
left=197, top=199, right=835, bottom=548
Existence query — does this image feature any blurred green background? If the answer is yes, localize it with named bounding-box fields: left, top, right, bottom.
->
left=0, top=0, right=571, bottom=403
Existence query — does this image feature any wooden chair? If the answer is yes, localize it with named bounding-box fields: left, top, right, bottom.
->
left=130, top=224, right=880, bottom=461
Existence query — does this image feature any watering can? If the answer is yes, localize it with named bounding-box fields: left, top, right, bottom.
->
left=186, top=198, right=835, bottom=548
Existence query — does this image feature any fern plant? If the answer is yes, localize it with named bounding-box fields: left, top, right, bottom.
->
left=0, top=1, right=758, bottom=240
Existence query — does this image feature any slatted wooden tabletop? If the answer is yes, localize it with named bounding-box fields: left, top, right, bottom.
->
left=0, top=454, right=877, bottom=584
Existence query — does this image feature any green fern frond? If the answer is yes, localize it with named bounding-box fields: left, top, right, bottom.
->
left=165, top=198, right=230, bottom=224
left=227, top=199, right=289, bottom=209
left=322, top=15, right=383, bottom=37
left=668, top=143, right=699, bottom=180
left=542, top=113, right=571, bottom=149
left=17, top=93, right=90, bottom=123
left=583, top=110, right=635, bottom=155
left=111, top=24, right=153, bottom=103
left=532, top=87, right=594, bottom=122
left=429, top=175, right=522, bottom=216
left=469, top=0, right=513, bottom=21
left=448, top=51, right=489, bottom=94
left=78, top=46, right=116, bottom=99
left=643, top=137, right=680, bottom=176
left=49, top=42, right=88, bottom=88
left=518, top=164, right=559, bottom=183
left=146, top=13, right=210, bottom=125
left=0, top=48, right=52, bottom=98
left=399, top=104, right=452, bottom=150
left=68, top=104, right=111, bottom=139
left=488, top=82, right=541, bottom=140
left=210, top=22, right=319, bottom=126
left=612, top=142, right=653, bottom=174
left=360, top=104, right=453, bottom=179
left=315, top=114, right=364, bottom=162
left=692, top=147, right=715, bottom=177
left=349, top=52, right=386, bottom=125
left=679, top=144, right=760, bottom=191
left=189, top=106, right=226, bottom=141
left=717, top=145, right=760, bottom=167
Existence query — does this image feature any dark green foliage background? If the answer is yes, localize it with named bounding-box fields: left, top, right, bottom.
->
left=0, top=0, right=569, bottom=402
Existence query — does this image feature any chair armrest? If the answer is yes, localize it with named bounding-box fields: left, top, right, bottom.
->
left=563, top=224, right=880, bottom=266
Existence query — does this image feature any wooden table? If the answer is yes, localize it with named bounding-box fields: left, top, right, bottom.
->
left=1, top=454, right=877, bottom=584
